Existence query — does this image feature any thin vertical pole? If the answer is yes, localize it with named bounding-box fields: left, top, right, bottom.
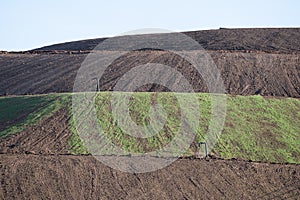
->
left=92, top=78, right=100, bottom=92
left=96, top=78, right=100, bottom=92
left=199, top=142, right=208, bottom=158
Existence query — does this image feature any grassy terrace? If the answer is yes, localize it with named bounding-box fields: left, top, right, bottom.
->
left=0, top=92, right=299, bottom=164
left=0, top=94, right=70, bottom=138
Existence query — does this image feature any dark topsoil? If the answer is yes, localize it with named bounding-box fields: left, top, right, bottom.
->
left=35, top=28, right=300, bottom=53
left=1, top=28, right=300, bottom=97
left=0, top=107, right=298, bottom=199
left=0, top=154, right=299, bottom=200
left=0, top=51, right=299, bottom=97
left=0, top=28, right=299, bottom=199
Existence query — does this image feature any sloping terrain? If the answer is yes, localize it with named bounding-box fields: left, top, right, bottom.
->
left=0, top=155, right=299, bottom=200
left=0, top=108, right=71, bottom=155
left=0, top=28, right=299, bottom=199
left=35, top=28, right=300, bottom=53
left=1, top=28, right=300, bottom=97
left=0, top=51, right=299, bottom=97
left=0, top=93, right=299, bottom=164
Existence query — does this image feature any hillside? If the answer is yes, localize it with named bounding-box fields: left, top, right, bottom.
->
left=0, top=92, right=299, bottom=199
left=0, top=154, right=299, bottom=199
left=35, top=28, right=300, bottom=53
left=1, top=28, right=299, bottom=97
left=0, top=28, right=299, bottom=199
left=0, top=51, right=299, bottom=97
left=0, top=93, right=299, bottom=163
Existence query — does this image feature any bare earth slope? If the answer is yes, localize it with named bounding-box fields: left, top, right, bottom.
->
left=0, top=51, right=299, bottom=97
left=0, top=155, right=299, bottom=200
left=0, top=108, right=71, bottom=155
left=0, top=93, right=299, bottom=199
left=35, top=28, right=300, bottom=53
left=1, top=28, right=300, bottom=97
left=0, top=28, right=299, bottom=199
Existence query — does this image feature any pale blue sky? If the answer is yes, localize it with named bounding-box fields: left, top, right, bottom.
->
left=1, top=0, right=299, bottom=51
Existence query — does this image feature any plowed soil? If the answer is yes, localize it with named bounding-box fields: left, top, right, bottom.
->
left=0, top=51, right=299, bottom=97
left=0, top=155, right=299, bottom=199
left=1, top=28, right=300, bottom=97
left=0, top=28, right=300, bottom=199
left=0, top=100, right=299, bottom=199
left=0, top=108, right=71, bottom=155
left=36, top=28, right=300, bottom=53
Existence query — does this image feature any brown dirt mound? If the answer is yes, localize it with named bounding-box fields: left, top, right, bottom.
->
left=0, top=108, right=71, bottom=155
left=35, top=28, right=300, bottom=53
left=1, top=28, right=299, bottom=199
left=0, top=155, right=298, bottom=199
left=0, top=104, right=298, bottom=199
left=0, top=51, right=299, bottom=97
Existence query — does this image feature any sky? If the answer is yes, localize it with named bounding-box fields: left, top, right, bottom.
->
left=1, top=0, right=299, bottom=51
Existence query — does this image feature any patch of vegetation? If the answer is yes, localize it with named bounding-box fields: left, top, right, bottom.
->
left=1, top=92, right=299, bottom=164
left=0, top=94, right=70, bottom=138
left=71, top=92, right=299, bottom=164
left=215, top=95, right=300, bottom=163
left=93, top=92, right=182, bottom=154
left=67, top=113, right=89, bottom=155
left=0, top=95, right=50, bottom=124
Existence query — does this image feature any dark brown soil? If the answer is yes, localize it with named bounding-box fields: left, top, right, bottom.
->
left=0, top=51, right=299, bottom=97
left=0, top=108, right=299, bottom=199
left=0, top=155, right=298, bottom=199
left=0, top=108, right=72, bottom=155
left=35, top=28, right=300, bottom=53
left=1, top=28, right=300, bottom=97
left=97, top=50, right=300, bottom=97
left=0, top=28, right=300, bottom=199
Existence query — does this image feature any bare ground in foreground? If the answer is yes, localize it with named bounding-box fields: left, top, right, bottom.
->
left=0, top=154, right=299, bottom=200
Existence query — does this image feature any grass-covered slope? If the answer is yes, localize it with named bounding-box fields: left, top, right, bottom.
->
left=0, top=93, right=299, bottom=164
left=215, top=95, right=300, bottom=163
left=0, top=94, right=70, bottom=138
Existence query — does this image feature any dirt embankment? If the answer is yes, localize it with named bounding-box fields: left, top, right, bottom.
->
left=0, top=28, right=299, bottom=199
left=0, top=107, right=299, bottom=199
left=0, top=154, right=299, bottom=200
left=0, top=108, right=71, bottom=155
left=35, top=28, right=300, bottom=53
left=0, top=51, right=299, bottom=97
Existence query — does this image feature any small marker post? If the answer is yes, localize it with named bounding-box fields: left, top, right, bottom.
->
left=92, top=78, right=100, bottom=92
left=198, top=142, right=208, bottom=158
